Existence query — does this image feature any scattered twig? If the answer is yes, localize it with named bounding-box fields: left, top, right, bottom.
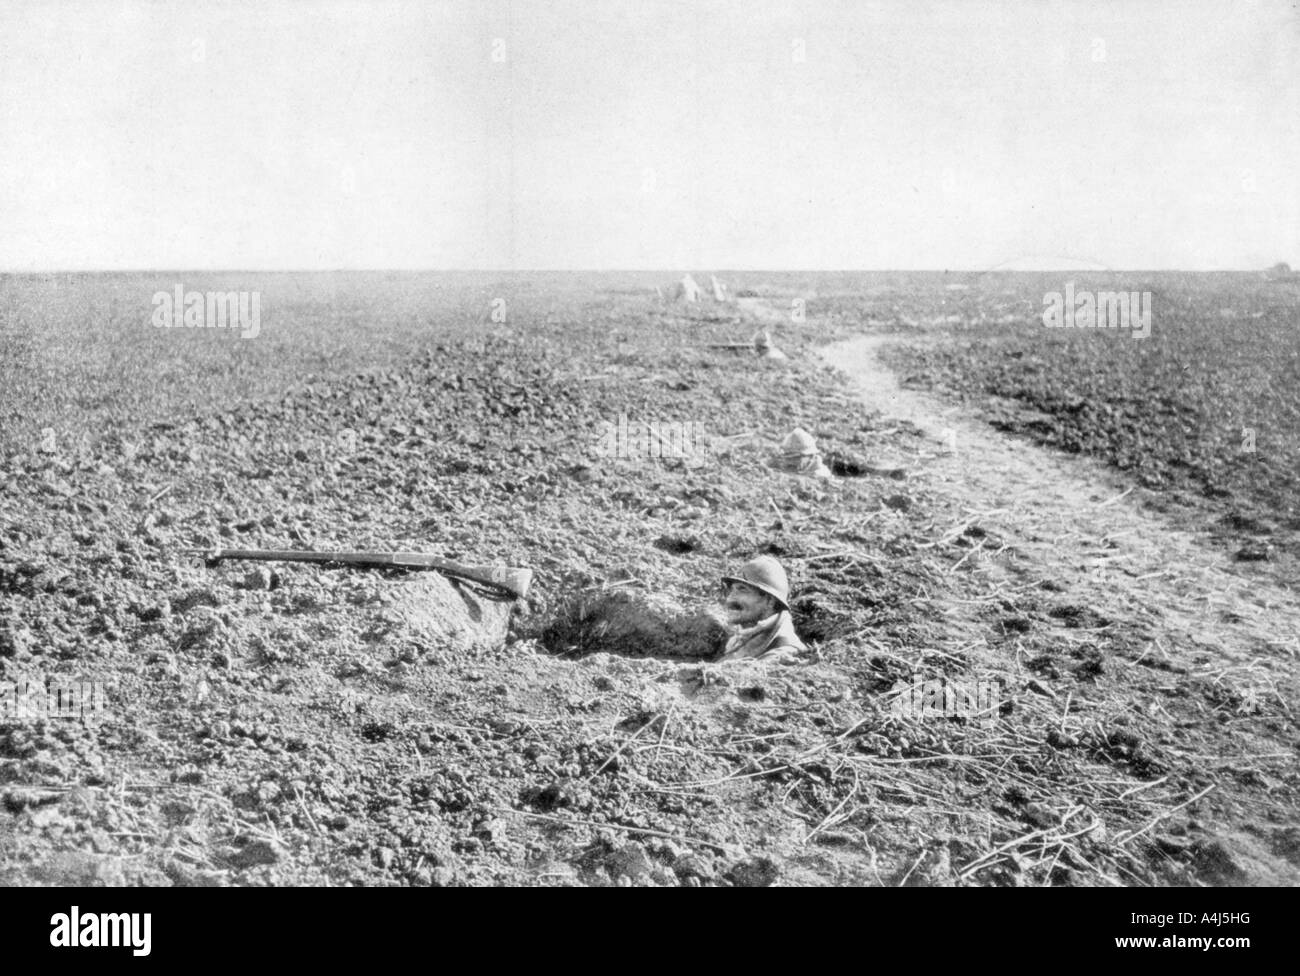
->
left=805, top=764, right=861, bottom=844
left=958, top=827, right=1050, bottom=878
left=897, top=849, right=928, bottom=886
left=652, top=701, right=677, bottom=765
left=1115, top=776, right=1169, bottom=801
left=1095, top=486, right=1135, bottom=508
left=1114, top=785, right=1216, bottom=846
left=948, top=539, right=986, bottom=574
left=586, top=716, right=658, bottom=781
left=294, top=784, right=322, bottom=835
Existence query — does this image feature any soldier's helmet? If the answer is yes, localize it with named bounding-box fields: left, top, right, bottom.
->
left=722, top=555, right=791, bottom=611
left=780, top=427, right=818, bottom=457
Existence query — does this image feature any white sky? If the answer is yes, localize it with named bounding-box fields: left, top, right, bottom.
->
left=1, top=0, right=1296, bottom=270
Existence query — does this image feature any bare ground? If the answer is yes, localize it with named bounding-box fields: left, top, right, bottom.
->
left=1, top=283, right=1296, bottom=887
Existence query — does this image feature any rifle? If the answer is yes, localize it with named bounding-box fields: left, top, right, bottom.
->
left=183, top=548, right=533, bottom=600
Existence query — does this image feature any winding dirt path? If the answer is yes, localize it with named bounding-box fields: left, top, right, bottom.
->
left=821, top=335, right=1300, bottom=662
left=818, top=333, right=1300, bottom=884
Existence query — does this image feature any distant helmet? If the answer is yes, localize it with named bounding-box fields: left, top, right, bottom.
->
left=722, top=555, right=791, bottom=610
left=780, top=427, right=818, bottom=456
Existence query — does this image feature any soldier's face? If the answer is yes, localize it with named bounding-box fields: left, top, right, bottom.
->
left=722, top=582, right=775, bottom=626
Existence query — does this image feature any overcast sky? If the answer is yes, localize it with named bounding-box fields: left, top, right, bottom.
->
left=1, top=0, right=1296, bottom=271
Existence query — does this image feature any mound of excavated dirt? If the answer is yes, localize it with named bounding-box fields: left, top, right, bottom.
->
left=539, top=589, right=728, bottom=660
left=377, top=572, right=515, bottom=654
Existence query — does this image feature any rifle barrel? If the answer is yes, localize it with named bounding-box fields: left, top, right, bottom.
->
left=208, top=549, right=398, bottom=566
left=189, top=549, right=532, bottom=599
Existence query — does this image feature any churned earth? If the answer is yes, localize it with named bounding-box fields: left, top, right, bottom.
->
left=0, top=272, right=1296, bottom=886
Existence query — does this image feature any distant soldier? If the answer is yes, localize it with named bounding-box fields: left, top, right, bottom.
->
left=717, top=556, right=806, bottom=663
left=677, top=274, right=702, bottom=302
left=753, top=330, right=788, bottom=360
